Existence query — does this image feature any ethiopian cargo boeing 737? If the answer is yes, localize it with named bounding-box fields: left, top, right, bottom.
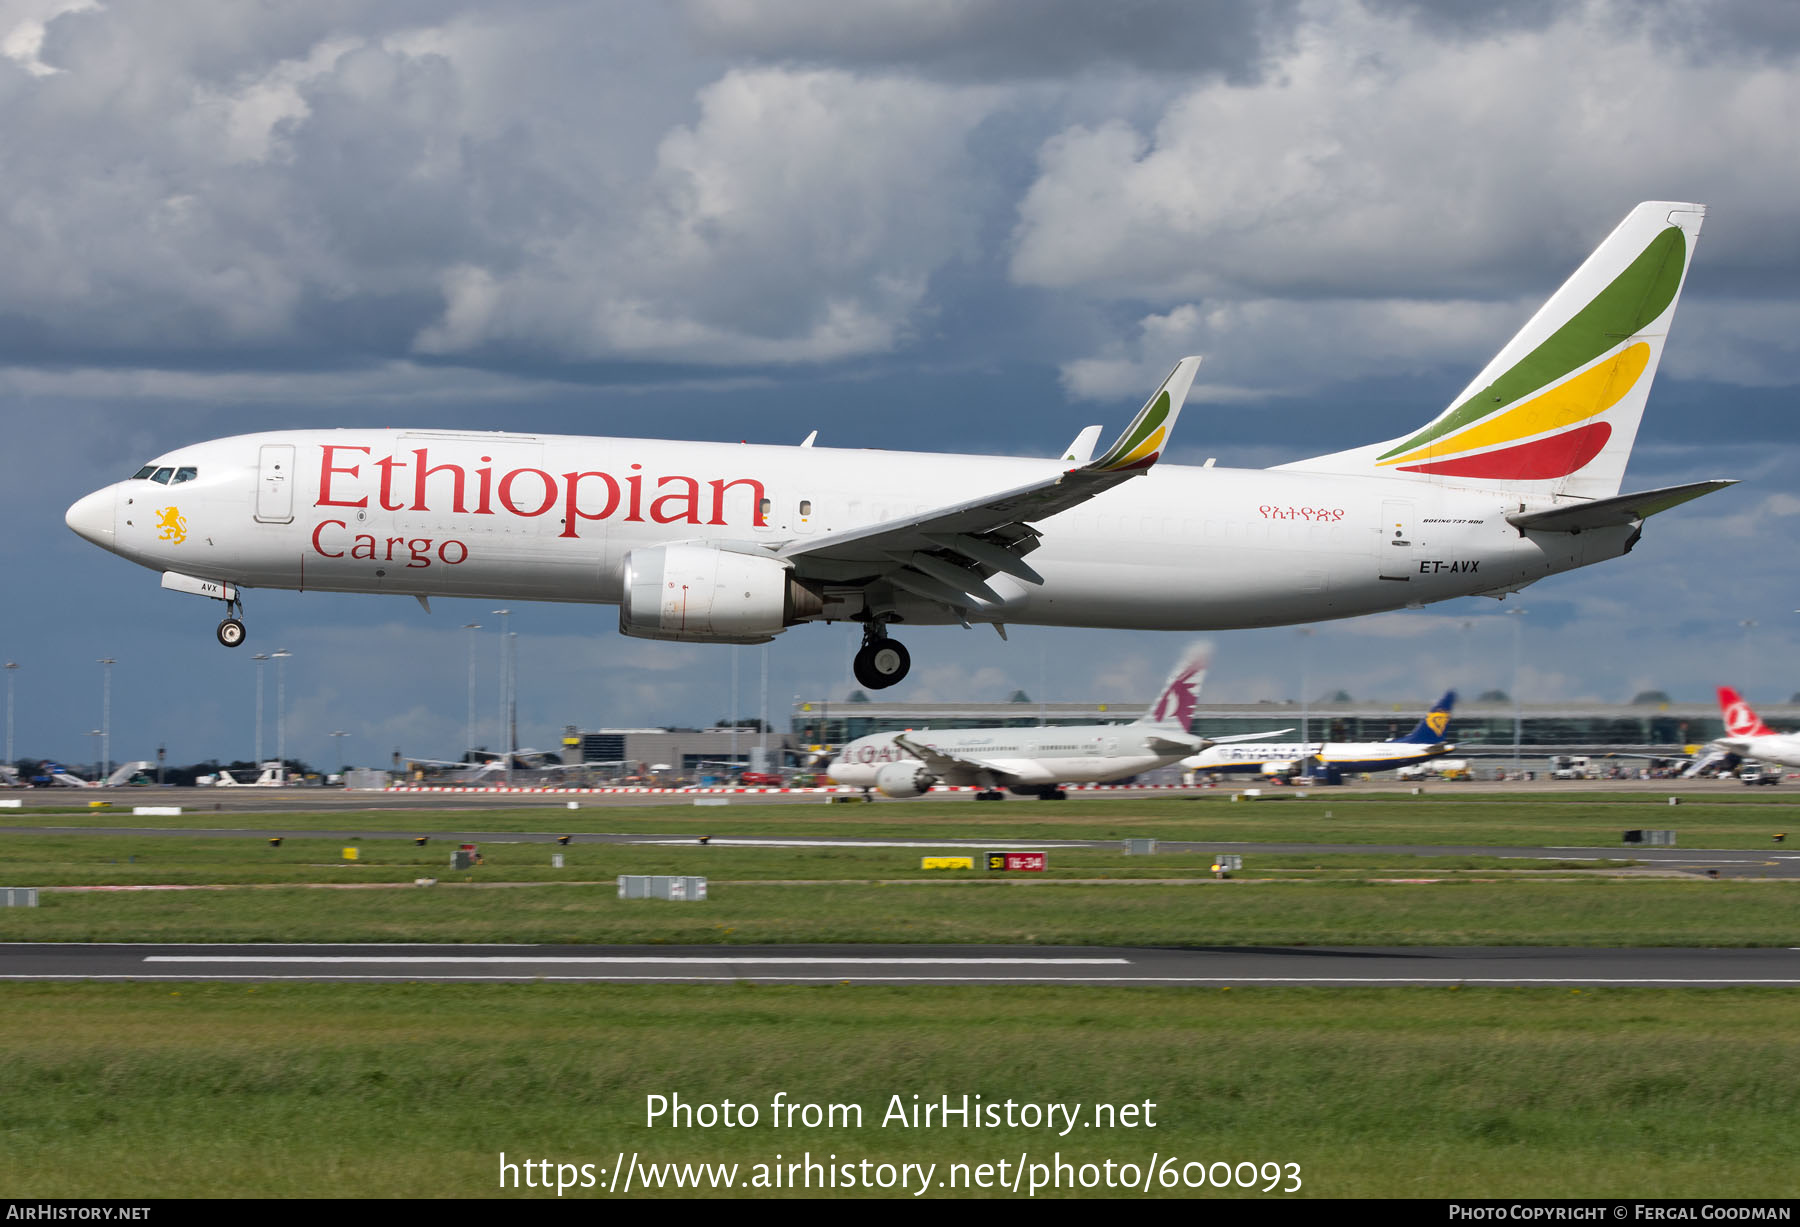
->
left=66, top=202, right=1731, bottom=690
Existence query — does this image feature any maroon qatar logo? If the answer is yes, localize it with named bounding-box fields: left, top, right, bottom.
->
left=1149, top=651, right=1209, bottom=727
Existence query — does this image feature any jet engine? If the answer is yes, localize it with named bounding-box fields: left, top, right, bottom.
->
left=874, top=761, right=937, bottom=799
left=619, top=545, right=823, bottom=644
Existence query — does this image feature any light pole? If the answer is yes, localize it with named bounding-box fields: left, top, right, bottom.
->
left=462, top=623, right=481, bottom=759
left=1507, top=609, right=1528, bottom=776
left=759, top=643, right=770, bottom=769
left=1297, top=627, right=1315, bottom=748
left=492, top=610, right=512, bottom=784
left=252, top=654, right=270, bottom=765
left=1740, top=618, right=1757, bottom=685
left=97, top=658, right=115, bottom=783
left=508, top=631, right=519, bottom=784
left=4, top=661, right=17, bottom=769
left=329, top=729, right=351, bottom=771
left=271, top=648, right=292, bottom=781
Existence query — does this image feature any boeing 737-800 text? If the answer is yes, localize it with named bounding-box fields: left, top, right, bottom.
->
left=66, top=202, right=1731, bottom=689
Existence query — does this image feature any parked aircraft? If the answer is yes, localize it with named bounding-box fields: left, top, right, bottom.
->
left=32, top=761, right=153, bottom=787
left=826, top=642, right=1285, bottom=799
left=1182, top=692, right=1457, bottom=777
left=1683, top=687, right=1800, bottom=776
left=203, top=763, right=287, bottom=787
left=65, top=203, right=1731, bottom=690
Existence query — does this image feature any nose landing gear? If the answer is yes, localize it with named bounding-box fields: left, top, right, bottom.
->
left=852, top=623, right=910, bottom=690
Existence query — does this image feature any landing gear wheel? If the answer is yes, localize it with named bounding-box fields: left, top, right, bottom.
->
left=1038, top=788, right=1067, bottom=801
left=216, top=617, right=247, bottom=648
left=853, top=638, right=911, bottom=690
left=975, top=789, right=1006, bottom=801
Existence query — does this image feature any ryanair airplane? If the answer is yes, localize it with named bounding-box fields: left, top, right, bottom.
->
left=1182, top=692, right=1457, bottom=776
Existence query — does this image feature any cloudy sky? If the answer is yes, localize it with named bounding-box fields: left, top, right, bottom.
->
left=4, top=0, right=1798, bottom=771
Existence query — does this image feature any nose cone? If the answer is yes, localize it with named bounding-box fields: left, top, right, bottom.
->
left=65, top=487, right=116, bottom=548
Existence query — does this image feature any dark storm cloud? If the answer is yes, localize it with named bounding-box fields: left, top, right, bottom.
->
left=678, top=0, right=1301, bottom=82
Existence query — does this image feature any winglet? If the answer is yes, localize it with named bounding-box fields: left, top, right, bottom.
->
left=1086, top=356, right=1201, bottom=474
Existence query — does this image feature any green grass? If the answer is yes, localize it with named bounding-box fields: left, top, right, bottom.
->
left=7, top=877, right=1798, bottom=946
left=7, top=791, right=1796, bottom=848
left=0, top=833, right=1640, bottom=886
left=1, top=983, right=1794, bottom=1198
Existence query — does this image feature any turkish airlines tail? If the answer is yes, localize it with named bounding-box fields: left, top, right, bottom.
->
left=1279, top=202, right=1705, bottom=501
left=1135, top=641, right=1211, bottom=729
left=1718, top=686, right=1775, bottom=738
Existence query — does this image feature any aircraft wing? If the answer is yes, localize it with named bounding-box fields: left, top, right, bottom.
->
left=1506, top=480, right=1736, bottom=533
left=1207, top=728, right=1296, bottom=744
left=781, top=358, right=1200, bottom=612
left=893, top=734, right=1022, bottom=786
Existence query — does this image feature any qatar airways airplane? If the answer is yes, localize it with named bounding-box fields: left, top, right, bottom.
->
left=66, top=202, right=1731, bottom=690
left=825, top=642, right=1286, bottom=799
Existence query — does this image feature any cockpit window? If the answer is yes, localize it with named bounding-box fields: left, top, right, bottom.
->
left=151, top=467, right=174, bottom=485
left=172, top=467, right=197, bottom=484
left=132, top=465, right=157, bottom=480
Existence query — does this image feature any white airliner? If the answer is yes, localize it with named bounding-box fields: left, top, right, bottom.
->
left=1182, top=691, right=1457, bottom=777
left=66, top=202, right=1731, bottom=690
left=1683, top=687, right=1800, bottom=776
left=826, top=643, right=1284, bottom=799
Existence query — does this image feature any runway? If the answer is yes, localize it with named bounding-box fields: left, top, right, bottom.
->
left=4, top=942, right=1798, bottom=985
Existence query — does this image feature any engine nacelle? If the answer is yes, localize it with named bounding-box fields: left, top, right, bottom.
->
left=874, top=761, right=937, bottom=799
left=619, top=545, right=823, bottom=644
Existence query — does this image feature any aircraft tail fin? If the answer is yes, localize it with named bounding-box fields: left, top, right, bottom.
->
left=1136, top=640, right=1211, bottom=729
left=1277, top=202, right=1705, bottom=500
left=1394, top=691, right=1456, bottom=745
left=1719, top=686, right=1775, bottom=738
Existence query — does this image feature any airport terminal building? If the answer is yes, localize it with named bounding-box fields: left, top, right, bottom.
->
left=783, top=694, right=1767, bottom=759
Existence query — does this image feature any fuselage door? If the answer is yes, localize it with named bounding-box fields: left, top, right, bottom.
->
left=255, top=444, right=296, bottom=524
left=1378, top=498, right=1415, bottom=581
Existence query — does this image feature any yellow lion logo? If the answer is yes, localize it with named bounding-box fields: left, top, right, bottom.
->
left=156, top=507, right=187, bottom=545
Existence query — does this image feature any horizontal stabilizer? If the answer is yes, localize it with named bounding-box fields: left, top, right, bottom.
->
left=1506, top=480, right=1736, bottom=533
left=1145, top=734, right=1203, bottom=755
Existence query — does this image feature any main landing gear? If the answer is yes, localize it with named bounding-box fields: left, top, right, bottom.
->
left=216, top=597, right=247, bottom=648
left=852, top=624, right=911, bottom=690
